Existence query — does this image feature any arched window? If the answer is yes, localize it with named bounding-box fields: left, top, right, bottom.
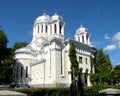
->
left=85, top=58, right=88, bottom=64
left=85, top=69, right=88, bottom=86
left=20, top=67, right=23, bottom=78
left=61, top=50, right=64, bottom=75
left=26, top=66, right=28, bottom=78
left=41, top=25, right=43, bottom=32
left=78, top=68, right=83, bottom=82
left=86, top=34, right=89, bottom=44
left=46, top=25, right=48, bottom=33
left=79, top=68, right=83, bottom=74
left=38, top=25, right=39, bottom=33
left=82, top=35, right=84, bottom=43
left=78, top=36, right=80, bottom=42
left=54, top=24, right=57, bottom=33
left=16, top=65, right=18, bottom=78
left=60, top=25, right=62, bottom=34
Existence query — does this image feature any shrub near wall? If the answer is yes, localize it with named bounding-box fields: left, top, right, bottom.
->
left=13, top=88, right=69, bottom=96
left=84, top=83, right=114, bottom=93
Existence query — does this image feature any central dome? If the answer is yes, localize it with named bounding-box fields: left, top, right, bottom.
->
left=52, top=13, right=63, bottom=20
left=34, top=13, right=51, bottom=24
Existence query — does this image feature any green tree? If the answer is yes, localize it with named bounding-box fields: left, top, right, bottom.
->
left=0, top=29, right=9, bottom=62
left=69, top=42, right=79, bottom=81
left=111, top=64, right=120, bottom=85
left=90, top=49, right=112, bottom=84
left=0, top=28, right=13, bottom=84
left=13, top=42, right=28, bottom=51
left=0, top=59, right=13, bottom=84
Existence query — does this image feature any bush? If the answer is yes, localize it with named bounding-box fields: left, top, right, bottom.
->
left=1, top=84, right=120, bottom=96
left=84, top=83, right=113, bottom=93
left=12, top=88, right=69, bottom=96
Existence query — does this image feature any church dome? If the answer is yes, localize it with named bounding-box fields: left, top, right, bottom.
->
left=34, top=12, right=51, bottom=24
left=76, top=24, right=88, bottom=34
left=15, top=47, right=31, bottom=54
left=79, top=24, right=88, bottom=32
left=52, top=12, right=63, bottom=20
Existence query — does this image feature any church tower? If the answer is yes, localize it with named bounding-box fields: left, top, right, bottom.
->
left=51, top=12, right=65, bottom=40
left=74, top=24, right=90, bottom=45
left=32, top=11, right=65, bottom=42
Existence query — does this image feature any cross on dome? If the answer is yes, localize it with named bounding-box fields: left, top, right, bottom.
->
left=80, top=24, right=83, bottom=28
left=43, top=9, right=47, bottom=15
left=54, top=9, right=58, bottom=15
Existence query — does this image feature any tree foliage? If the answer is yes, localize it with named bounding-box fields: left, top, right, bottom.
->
left=69, top=42, right=79, bottom=81
left=13, top=42, right=28, bottom=51
left=0, top=29, right=9, bottom=61
left=90, top=49, right=112, bottom=84
left=0, top=28, right=13, bottom=84
left=111, top=64, right=120, bottom=84
left=0, top=59, right=13, bottom=84
left=0, top=28, right=28, bottom=84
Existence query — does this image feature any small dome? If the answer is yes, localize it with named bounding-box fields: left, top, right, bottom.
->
left=52, top=12, right=63, bottom=20
left=76, top=24, right=88, bottom=34
left=79, top=24, right=88, bottom=32
left=15, top=47, right=31, bottom=53
left=34, top=13, right=51, bottom=23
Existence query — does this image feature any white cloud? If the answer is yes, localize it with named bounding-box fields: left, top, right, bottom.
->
left=91, top=41, right=106, bottom=47
left=103, top=32, right=120, bottom=50
left=112, top=32, right=120, bottom=48
left=104, top=45, right=116, bottom=51
left=104, top=34, right=110, bottom=39
left=113, top=32, right=120, bottom=41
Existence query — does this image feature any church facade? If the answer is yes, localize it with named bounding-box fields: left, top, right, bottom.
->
left=13, top=12, right=95, bottom=87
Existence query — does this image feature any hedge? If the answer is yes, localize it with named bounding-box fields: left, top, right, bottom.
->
left=12, top=88, right=69, bottom=96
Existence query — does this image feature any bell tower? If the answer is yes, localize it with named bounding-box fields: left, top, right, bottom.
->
left=74, top=24, right=90, bottom=45
left=51, top=12, right=65, bottom=40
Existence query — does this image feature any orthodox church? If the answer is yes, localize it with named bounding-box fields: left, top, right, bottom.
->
left=13, top=12, right=95, bottom=87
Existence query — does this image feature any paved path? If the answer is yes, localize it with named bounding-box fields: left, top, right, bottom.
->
left=0, top=90, right=27, bottom=96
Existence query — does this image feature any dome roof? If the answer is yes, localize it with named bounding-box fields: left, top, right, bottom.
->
left=15, top=47, right=31, bottom=53
left=76, top=24, right=88, bottom=34
left=52, top=13, right=63, bottom=20
left=79, top=24, right=88, bottom=32
left=34, top=13, right=51, bottom=23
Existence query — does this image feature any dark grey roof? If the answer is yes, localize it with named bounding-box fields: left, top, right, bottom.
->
left=65, top=39, right=94, bottom=52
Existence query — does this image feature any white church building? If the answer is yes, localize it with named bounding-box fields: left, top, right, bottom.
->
left=13, top=12, right=95, bottom=87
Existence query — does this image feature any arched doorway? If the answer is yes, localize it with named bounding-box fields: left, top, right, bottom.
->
left=78, top=68, right=83, bottom=83
left=84, top=69, right=88, bottom=86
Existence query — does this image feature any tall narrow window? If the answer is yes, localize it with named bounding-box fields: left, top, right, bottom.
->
left=41, top=25, right=43, bottom=32
left=85, top=58, right=88, bottom=64
left=60, top=25, right=62, bottom=34
left=20, top=67, right=23, bottom=78
left=61, top=50, right=63, bottom=75
left=26, top=66, right=28, bottom=78
left=16, top=66, right=18, bottom=78
left=46, top=25, right=48, bottom=33
left=78, top=68, right=83, bottom=83
left=54, top=24, right=57, bottom=33
left=85, top=69, right=88, bottom=86
left=49, top=48, right=51, bottom=76
left=79, top=56, right=83, bottom=63
left=78, top=36, right=80, bottom=42
left=82, top=35, right=84, bottom=43
left=38, top=25, right=39, bottom=33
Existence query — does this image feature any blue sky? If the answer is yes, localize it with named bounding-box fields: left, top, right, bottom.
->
left=0, top=0, right=120, bottom=66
